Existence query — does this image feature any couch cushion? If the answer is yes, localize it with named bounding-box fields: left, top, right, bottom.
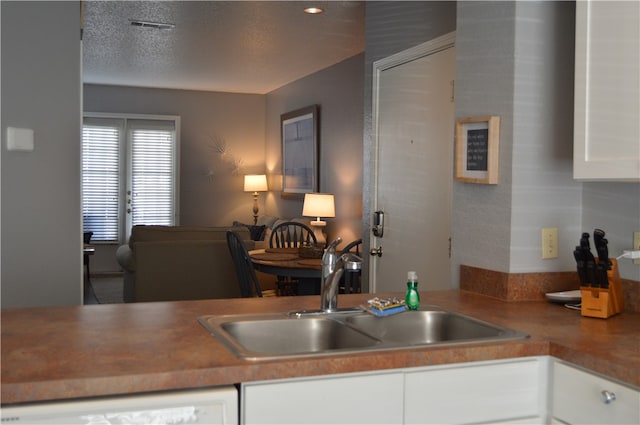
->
left=129, top=225, right=249, bottom=248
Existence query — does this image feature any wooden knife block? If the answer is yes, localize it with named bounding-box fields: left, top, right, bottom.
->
left=580, top=258, right=624, bottom=319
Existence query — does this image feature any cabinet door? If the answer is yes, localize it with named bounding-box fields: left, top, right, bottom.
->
left=242, top=371, right=404, bottom=424
left=573, top=1, right=640, bottom=181
left=553, top=361, right=640, bottom=424
left=404, top=358, right=544, bottom=424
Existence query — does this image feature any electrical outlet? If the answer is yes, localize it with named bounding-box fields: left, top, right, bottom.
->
left=542, top=227, right=558, bottom=259
left=634, top=231, right=640, bottom=265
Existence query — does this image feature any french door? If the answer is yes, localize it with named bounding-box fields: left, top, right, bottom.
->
left=82, top=113, right=180, bottom=243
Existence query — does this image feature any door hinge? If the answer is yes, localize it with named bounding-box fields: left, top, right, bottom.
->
left=448, top=237, right=452, bottom=258
left=450, top=80, right=455, bottom=102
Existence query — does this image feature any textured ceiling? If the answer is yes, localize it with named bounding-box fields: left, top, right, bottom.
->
left=82, top=1, right=365, bottom=94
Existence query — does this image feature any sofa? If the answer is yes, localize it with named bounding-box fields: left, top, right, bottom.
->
left=116, top=225, right=260, bottom=303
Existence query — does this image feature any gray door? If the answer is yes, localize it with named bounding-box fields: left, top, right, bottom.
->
left=370, top=35, right=456, bottom=293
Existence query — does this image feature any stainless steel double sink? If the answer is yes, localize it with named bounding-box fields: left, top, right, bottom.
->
left=198, top=305, right=528, bottom=360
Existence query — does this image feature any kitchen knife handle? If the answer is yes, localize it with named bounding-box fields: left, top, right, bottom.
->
left=596, top=263, right=609, bottom=288
left=585, top=261, right=598, bottom=287
left=576, top=260, right=589, bottom=286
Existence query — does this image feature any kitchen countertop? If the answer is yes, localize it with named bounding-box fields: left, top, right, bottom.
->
left=2, top=290, right=639, bottom=405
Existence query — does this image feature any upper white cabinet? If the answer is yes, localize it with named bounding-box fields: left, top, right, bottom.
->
left=573, top=1, right=640, bottom=181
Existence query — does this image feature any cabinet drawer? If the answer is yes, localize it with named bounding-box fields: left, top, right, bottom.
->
left=404, top=358, right=543, bottom=424
left=553, top=361, right=640, bottom=424
left=242, top=371, right=404, bottom=424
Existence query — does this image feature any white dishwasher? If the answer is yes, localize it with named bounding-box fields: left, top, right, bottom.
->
left=1, top=386, right=238, bottom=424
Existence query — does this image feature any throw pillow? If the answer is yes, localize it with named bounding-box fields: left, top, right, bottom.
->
left=233, top=221, right=266, bottom=241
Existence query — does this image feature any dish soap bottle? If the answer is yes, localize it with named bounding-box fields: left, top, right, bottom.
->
left=405, top=271, right=420, bottom=310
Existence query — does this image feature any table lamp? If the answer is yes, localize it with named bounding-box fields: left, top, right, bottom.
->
left=244, top=174, right=268, bottom=225
left=302, top=193, right=335, bottom=246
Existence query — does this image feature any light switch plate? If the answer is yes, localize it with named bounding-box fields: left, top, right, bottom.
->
left=6, top=127, right=34, bottom=151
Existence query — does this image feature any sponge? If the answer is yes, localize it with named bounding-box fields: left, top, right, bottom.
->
left=363, top=297, right=408, bottom=317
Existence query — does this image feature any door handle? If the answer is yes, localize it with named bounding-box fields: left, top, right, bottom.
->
left=369, top=246, right=383, bottom=257
left=372, top=211, right=384, bottom=238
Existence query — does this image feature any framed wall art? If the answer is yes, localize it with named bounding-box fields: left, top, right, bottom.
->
left=455, top=115, right=500, bottom=184
left=281, top=105, right=319, bottom=196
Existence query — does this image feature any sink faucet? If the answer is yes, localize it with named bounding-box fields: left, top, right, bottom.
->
left=321, top=237, right=362, bottom=313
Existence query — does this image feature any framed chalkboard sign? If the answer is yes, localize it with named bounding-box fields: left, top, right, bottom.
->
left=455, top=116, right=500, bottom=184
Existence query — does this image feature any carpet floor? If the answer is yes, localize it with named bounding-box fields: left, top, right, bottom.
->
left=89, top=275, right=124, bottom=304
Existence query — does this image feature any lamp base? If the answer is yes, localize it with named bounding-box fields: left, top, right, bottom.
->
left=309, top=220, right=327, bottom=246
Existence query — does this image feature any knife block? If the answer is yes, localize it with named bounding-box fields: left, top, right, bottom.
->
left=580, top=258, right=624, bottom=319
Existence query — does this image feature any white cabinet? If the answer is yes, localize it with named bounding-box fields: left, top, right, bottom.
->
left=242, top=357, right=548, bottom=424
left=404, top=358, right=547, bottom=424
left=241, top=371, right=404, bottom=424
left=573, top=1, right=640, bottom=181
left=552, top=361, right=640, bottom=424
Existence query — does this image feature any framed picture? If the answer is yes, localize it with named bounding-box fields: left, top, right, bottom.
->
left=281, top=105, right=319, bottom=196
left=455, top=116, right=500, bottom=184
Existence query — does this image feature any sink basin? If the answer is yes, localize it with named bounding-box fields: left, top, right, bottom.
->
left=342, top=308, right=525, bottom=345
left=198, top=307, right=528, bottom=360
left=199, top=314, right=380, bottom=360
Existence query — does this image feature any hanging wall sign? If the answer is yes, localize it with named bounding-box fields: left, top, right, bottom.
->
left=455, top=115, right=500, bottom=184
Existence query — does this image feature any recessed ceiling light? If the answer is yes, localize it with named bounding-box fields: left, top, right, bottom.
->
left=304, top=7, right=324, bottom=14
left=130, top=19, right=175, bottom=30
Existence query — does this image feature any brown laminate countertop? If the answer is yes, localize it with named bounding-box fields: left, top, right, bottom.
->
left=2, top=290, right=639, bottom=405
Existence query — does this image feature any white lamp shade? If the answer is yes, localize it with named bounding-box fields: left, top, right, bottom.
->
left=244, top=174, right=268, bottom=192
left=302, top=193, right=335, bottom=219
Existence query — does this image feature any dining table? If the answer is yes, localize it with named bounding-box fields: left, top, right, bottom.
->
left=248, top=248, right=322, bottom=295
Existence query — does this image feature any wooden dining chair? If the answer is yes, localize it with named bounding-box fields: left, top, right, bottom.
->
left=83, top=231, right=94, bottom=285
left=340, top=238, right=362, bottom=294
left=269, top=221, right=317, bottom=249
left=269, top=221, right=317, bottom=295
left=226, top=230, right=267, bottom=298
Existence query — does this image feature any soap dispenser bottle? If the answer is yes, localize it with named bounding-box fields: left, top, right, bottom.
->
left=405, top=271, right=420, bottom=310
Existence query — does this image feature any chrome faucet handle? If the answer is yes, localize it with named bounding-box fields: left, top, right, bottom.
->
left=324, top=237, right=342, bottom=256
left=320, top=237, right=344, bottom=313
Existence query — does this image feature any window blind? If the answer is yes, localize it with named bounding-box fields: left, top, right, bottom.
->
left=82, top=116, right=178, bottom=243
left=129, top=120, right=176, bottom=227
left=82, top=120, right=122, bottom=242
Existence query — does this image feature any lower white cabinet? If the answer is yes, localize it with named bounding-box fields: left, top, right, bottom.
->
left=241, top=370, right=404, bottom=424
left=241, top=357, right=548, bottom=424
left=404, top=357, right=547, bottom=424
left=552, top=361, right=640, bottom=425
left=241, top=357, right=640, bottom=424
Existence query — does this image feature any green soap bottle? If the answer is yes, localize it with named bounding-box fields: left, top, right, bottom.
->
left=405, top=271, right=420, bottom=310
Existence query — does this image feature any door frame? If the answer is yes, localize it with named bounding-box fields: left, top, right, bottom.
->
left=369, top=32, right=456, bottom=293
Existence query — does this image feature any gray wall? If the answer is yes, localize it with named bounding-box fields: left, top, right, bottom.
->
left=453, top=1, right=638, bottom=283
left=265, top=54, right=365, bottom=247
left=1, top=2, right=82, bottom=308
left=452, top=1, right=582, bottom=283
left=84, top=53, right=364, bottom=270
left=83, top=86, right=266, bottom=226
left=363, top=0, right=639, bottom=288
left=583, top=183, right=640, bottom=281
left=83, top=85, right=265, bottom=273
